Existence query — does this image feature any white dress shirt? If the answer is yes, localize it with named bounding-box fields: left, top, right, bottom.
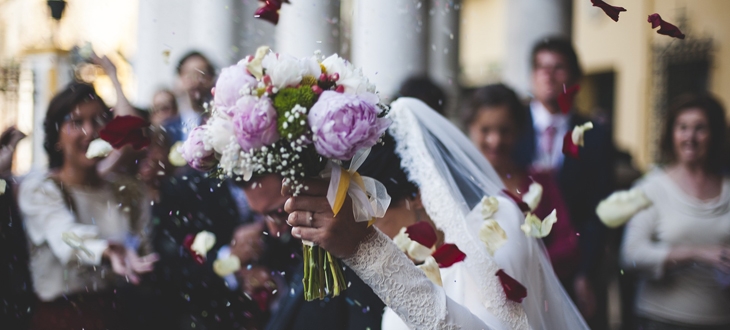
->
left=530, top=100, right=569, bottom=172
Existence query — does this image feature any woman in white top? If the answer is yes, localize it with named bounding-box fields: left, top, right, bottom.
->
left=622, top=94, right=730, bottom=329
left=285, top=98, right=588, bottom=329
left=19, top=83, right=157, bottom=330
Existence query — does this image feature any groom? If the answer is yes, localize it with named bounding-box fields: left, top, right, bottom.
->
left=240, top=174, right=385, bottom=330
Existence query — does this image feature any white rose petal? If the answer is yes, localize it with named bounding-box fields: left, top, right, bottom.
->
left=407, top=241, right=434, bottom=263
left=191, top=231, right=216, bottom=257
left=417, top=256, right=443, bottom=286
left=262, top=53, right=303, bottom=89
left=522, top=182, right=543, bottom=211
left=0, top=179, right=6, bottom=195
left=299, top=56, right=322, bottom=78
left=85, top=139, right=113, bottom=159
left=246, top=46, right=270, bottom=80
left=597, top=187, right=652, bottom=228
left=480, top=196, right=499, bottom=219
left=520, top=209, right=558, bottom=238
left=393, top=227, right=412, bottom=252
left=321, top=54, right=375, bottom=94
left=61, top=232, right=94, bottom=258
left=479, top=219, right=508, bottom=256
left=168, top=141, right=187, bottom=167
left=571, top=122, right=594, bottom=147
left=213, top=255, right=241, bottom=277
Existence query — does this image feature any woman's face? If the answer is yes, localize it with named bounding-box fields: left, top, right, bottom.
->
left=468, top=106, right=519, bottom=170
left=58, top=101, right=108, bottom=170
left=673, top=108, right=711, bottom=167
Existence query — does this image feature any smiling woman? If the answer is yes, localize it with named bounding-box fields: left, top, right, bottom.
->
left=18, top=83, right=157, bottom=330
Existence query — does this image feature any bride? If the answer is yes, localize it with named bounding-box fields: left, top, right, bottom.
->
left=284, top=98, right=588, bottom=329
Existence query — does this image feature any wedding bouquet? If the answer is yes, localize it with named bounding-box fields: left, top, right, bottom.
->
left=181, top=46, right=391, bottom=300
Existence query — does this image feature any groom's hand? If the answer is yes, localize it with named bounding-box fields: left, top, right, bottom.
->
left=283, top=178, right=373, bottom=258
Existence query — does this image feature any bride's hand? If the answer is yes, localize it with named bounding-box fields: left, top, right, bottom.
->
left=283, top=178, right=374, bottom=259
left=103, top=244, right=159, bottom=285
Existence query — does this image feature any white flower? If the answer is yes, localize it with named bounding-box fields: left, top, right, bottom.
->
left=417, top=256, right=443, bottom=286
left=203, top=113, right=236, bottom=154
left=85, top=139, right=113, bottom=159
left=392, top=226, right=434, bottom=262
left=213, top=255, right=241, bottom=277
left=0, top=179, right=5, bottom=195
left=262, top=53, right=303, bottom=89
left=168, top=141, right=187, bottom=167
left=246, top=46, right=270, bottom=80
left=522, top=182, right=543, bottom=211
left=520, top=209, right=558, bottom=238
left=393, top=227, right=412, bottom=252
left=481, top=196, right=499, bottom=219
left=191, top=231, right=216, bottom=257
left=299, top=56, right=322, bottom=79
left=597, top=187, right=652, bottom=228
left=321, top=54, right=376, bottom=94
left=572, top=122, right=594, bottom=147
left=479, top=219, right=507, bottom=256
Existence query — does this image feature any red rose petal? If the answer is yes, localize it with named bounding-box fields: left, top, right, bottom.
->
left=432, top=243, right=466, bottom=268
left=254, top=4, right=280, bottom=25
left=562, top=130, right=580, bottom=159
left=496, top=269, right=527, bottom=303
left=99, top=115, right=151, bottom=150
left=590, top=0, right=626, bottom=22
left=501, top=189, right=531, bottom=213
left=183, top=233, right=205, bottom=265
left=648, top=13, right=686, bottom=39
left=405, top=221, right=437, bottom=248
left=557, top=84, right=580, bottom=114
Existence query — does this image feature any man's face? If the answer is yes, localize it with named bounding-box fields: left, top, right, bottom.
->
left=241, top=174, right=291, bottom=238
left=531, top=50, right=574, bottom=109
left=178, top=56, right=214, bottom=104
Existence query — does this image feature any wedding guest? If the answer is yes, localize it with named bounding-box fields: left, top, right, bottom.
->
left=150, top=89, right=178, bottom=127
left=513, top=37, right=614, bottom=328
left=164, top=51, right=216, bottom=143
left=466, top=83, right=580, bottom=284
left=621, top=93, right=730, bottom=329
left=18, top=83, right=157, bottom=330
left=397, top=76, right=447, bottom=115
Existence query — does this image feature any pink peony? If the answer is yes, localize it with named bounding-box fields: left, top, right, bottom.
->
left=308, top=91, right=390, bottom=160
left=231, top=96, right=280, bottom=152
left=214, top=61, right=258, bottom=114
left=181, top=126, right=217, bottom=171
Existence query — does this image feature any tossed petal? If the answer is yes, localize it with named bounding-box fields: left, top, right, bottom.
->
left=405, top=221, right=437, bottom=248
left=479, top=219, right=508, bottom=256
left=191, top=230, right=216, bottom=257
left=247, top=46, right=270, bottom=80
left=562, top=130, right=580, bottom=159
left=480, top=196, right=500, bottom=219
left=99, top=115, right=150, bottom=150
left=496, top=269, right=527, bottom=303
left=522, top=182, right=543, bottom=211
left=502, top=189, right=531, bottom=213
left=417, top=256, right=443, bottom=286
left=213, top=255, right=242, bottom=277
left=648, top=13, right=686, bottom=39
left=597, top=187, right=653, bottom=228
left=254, top=4, right=279, bottom=25
left=432, top=243, right=466, bottom=268
left=407, top=241, right=434, bottom=263
left=0, top=178, right=5, bottom=195
left=168, top=141, right=187, bottom=167
left=591, top=0, right=627, bottom=22
left=393, top=227, right=412, bottom=252
left=85, top=139, right=113, bottom=159
left=571, top=122, right=594, bottom=147
left=183, top=234, right=205, bottom=265
left=520, top=209, right=558, bottom=238
left=557, top=84, right=580, bottom=114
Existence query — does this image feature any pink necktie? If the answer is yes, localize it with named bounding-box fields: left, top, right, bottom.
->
left=543, top=125, right=557, bottom=156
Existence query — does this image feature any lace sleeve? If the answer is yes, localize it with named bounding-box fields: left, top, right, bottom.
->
left=343, top=229, right=496, bottom=330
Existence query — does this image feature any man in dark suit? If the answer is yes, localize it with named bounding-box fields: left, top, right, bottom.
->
left=241, top=174, right=385, bottom=330
left=514, top=37, right=614, bottom=330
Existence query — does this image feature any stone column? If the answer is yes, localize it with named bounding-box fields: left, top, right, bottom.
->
left=428, top=0, right=461, bottom=117
left=503, top=0, right=572, bottom=96
left=276, top=0, right=340, bottom=58
left=351, top=0, right=428, bottom=101
left=239, top=0, right=277, bottom=56
left=189, top=0, right=238, bottom=67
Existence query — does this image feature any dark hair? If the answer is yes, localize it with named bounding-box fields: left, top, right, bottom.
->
left=464, top=83, right=527, bottom=130
left=43, top=83, right=108, bottom=169
left=531, top=37, right=583, bottom=80
left=398, top=76, right=447, bottom=115
left=176, top=51, right=215, bottom=76
left=660, top=93, right=727, bottom=172
left=358, top=132, right=419, bottom=203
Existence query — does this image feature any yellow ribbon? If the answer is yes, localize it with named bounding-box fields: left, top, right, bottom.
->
left=332, top=169, right=376, bottom=227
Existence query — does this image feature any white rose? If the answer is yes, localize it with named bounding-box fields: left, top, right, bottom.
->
left=520, top=209, right=558, bottom=238
left=85, top=139, right=113, bottom=159
left=262, top=53, right=303, bottom=89
left=479, top=219, right=507, bottom=256
left=321, top=54, right=375, bottom=94
left=522, top=182, right=543, bottom=211
left=203, top=113, right=236, bottom=154
left=480, top=196, right=499, bottom=219
left=191, top=231, right=216, bottom=257
left=572, top=122, right=594, bottom=147
left=213, top=255, right=242, bottom=277
left=417, top=256, right=443, bottom=286
left=596, top=187, right=652, bottom=228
